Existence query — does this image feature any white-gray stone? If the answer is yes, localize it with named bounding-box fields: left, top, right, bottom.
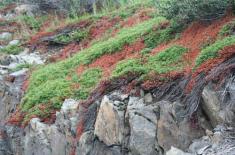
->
left=15, top=4, right=40, bottom=16
left=10, top=68, right=28, bottom=77
left=8, top=40, right=20, bottom=46
left=157, top=101, right=205, bottom=151
left=144, top=93, right=153, bottom=103
left=77, top=131, right=95, bottom=155
left=61, top=99, right=79, bottom=114
left=0, top=32, right=12, bottom=41
left=23, top=98, right=80, bottom=155
left=94, top=95, right=126, bottom=146
left=127, top=97, right=158, bottom=155
left=166, top=147, right=192, bottom=155
left=5, top=50, right=44, bottom=70
left=202, top=86, right=222, bottom=126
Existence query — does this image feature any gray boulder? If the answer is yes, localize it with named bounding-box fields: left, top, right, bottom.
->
left=0, top=32, right=12, bottom=41
left=15, top=4, right=40, bottom=16
left=8, top=40, right=20, bottom=46
left=0, top=125, right=12, bottom=155
left=166, top=147, right=192, bottom=155
left=21, top=99, right=79, bottom=155
left=189, top=125, right=235, bottom=155
left=126, top=97, right=159, bottom=155
left=77, top=131, right=95, bottom=155
left=157, top=101, right=205, bottom=151
left=202, top=86, right=223, bottom=127
left=0, top=80, right=23, bottom=121
left=94, top=95, right=126, bottom=146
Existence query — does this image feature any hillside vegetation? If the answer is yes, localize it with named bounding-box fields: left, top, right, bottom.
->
left=4, top=0, right=235, bottom=124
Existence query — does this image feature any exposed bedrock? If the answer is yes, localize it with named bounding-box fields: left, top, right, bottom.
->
left=1, top=69, right=235, bottom=155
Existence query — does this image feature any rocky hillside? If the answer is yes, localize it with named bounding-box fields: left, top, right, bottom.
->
left=0, top=1, right=235, bottom=155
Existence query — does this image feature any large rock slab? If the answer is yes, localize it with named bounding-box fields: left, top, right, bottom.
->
left=0, top=32, right=12, bottom=41
left=15, top=4, right=40, bottom=16
left=24, top=118, right=52, bottom=155
left=94, top=95, right=126, bottom=146
left=77, top=131, right=95, bottom=155
left=189, top=125, right=235, bottom=155
left=0, top=125, right=12, bottom=155
left=202, top=86, right=223, bottom=127
left=0, top=80, right=22, bottom=121
left=22, top=99, right=79, bottom=155
left=126, top=97, right=159, bottom=155
left=166, top=147, right=192, bottom=155
left=55, top=99, right=79, bottom=135
left=157, top=101, right=205, bottom=151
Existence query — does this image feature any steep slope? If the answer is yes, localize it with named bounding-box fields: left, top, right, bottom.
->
left=0, top=1, right=235, bottom=155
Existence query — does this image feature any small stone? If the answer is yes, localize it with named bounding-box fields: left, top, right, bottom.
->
left=94, top=95, right=125, bottom=146
left=202, top=86, right=223, bottom=127
left=166, top=147, right=192, bottom=155
left=189, top=138, right=211, bottom=154
left=206, top=129, right=213, bottom=137
left=30, top=118, right=41, bottom=131
left=8, top=40, right=20, bottom=46
left=0, top=32, right=12, bottom=41
left=61, top=99, right=79, bottom=114
left=140, top=89, right=145, bottom=97
left=212, top=132, right=223, bottom=144
left=10, top=68, right=28, bottom=78
left=15, top=4, right=40, bottom=16
left=144, top=93, right=153, bottom=103
left=197, top=145, right=211, bottom=154
left=127, top=97, right=158, bottom=155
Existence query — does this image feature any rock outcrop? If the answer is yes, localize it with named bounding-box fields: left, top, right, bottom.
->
left=94, top=95, right=126, bottom=146
left=0, top=2, right=235, bottom=155
left=0, top=73, right=25, bottom=122
left=0, top=76, right=234, bottom=155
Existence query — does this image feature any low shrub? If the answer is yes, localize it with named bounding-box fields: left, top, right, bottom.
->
left=144, top=21, right=182, bottom=48
left=148, top=45, right=188, bottom=73
left=0, top=44, right=23, bottom=55
left=195, top=36, right=235, bottom=67
left=73, top=68, right=102, bottom=99
left=112, top=59, right=146, bottom=77
left=18, top=15, right=47, bottom=31
left=21, top=78, right=72, bottom=111
left=54, top=29, right=89, bottom=44
left=112, top=45, right=188, bottom=77
left=219, top=20, right=235, bottom=37
left=156, top=0, right=231, bottom=23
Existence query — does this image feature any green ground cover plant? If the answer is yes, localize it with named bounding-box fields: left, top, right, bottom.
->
left=196, top=36, right=235, bottom=67
left=112, top=45, right=188, bottom=77
left=21, top=16, right=167, bottom=119
left=0, top=44, right=23, bottom=55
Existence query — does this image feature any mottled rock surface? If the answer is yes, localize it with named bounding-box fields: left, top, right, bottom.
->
left=127, top=97, right=159, bottom=155
left=95, top=95, right=126, bottom=146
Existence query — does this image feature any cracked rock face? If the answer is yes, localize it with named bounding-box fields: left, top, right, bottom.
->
left=22, top=99, right=80, bottom=155
left=127, top=97, right=159, bottom=155
left=188, top=125, right=235, bottom=155
left=95, top=95, right=126, bottom=146
left=202, top=78, right=235, bottom=127
left=202, top=86, right=224, bottom=127
left=94, top=92, right=161, bottom=155
left=0, top=75, right=24, bottom=122
left=1, top=77, right=235, bottom=155
left=157, top=101, right=205, bottom=151
left=0, top=126, right=12, bottom=155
